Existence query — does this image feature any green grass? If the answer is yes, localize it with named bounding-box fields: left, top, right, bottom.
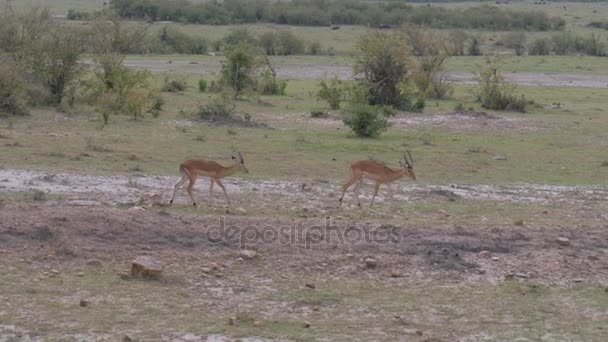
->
left=1, top=76, right=607, bottom=185
left=2, top=261, right=607, bottom=341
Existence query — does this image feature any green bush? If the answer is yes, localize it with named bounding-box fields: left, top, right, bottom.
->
left=198, top=79, right=208, bottom=92
left=342, top=104, right=392, bottom=138
left=161, top=76, right=188, bottom=92
left=474, top=67, right=529, bottom=112
left=159, top=26, right=207, bottom=54
left=317, top=78, right=343, bottom=110
left=528, top=38, right=551, bottom=55
left=354, top=31, right=412, bottom=109
left=468, top=37, right=482, bottom=56
left=256, top=70, right=287, bottom=95
left=198, top=93, right=236, bottom=121
left=0, top=61, right=29, bottom=117
left=308, top=41, right=321, bottom=55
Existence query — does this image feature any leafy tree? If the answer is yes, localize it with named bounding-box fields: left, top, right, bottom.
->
left=402, top=24, right=454, bottom=99
left=354, top=31, right=411, bottom=109
left=90, top=16, right=148, bottom=91
left=219, top=43, right=263, bottom=98
left=24, top=25, right=87, bottom=105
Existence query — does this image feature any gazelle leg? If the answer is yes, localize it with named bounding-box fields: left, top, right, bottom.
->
left=354, top=180, right=363, bottom=207
left=214, top=179, right=230, bottom=204
left=170, top=174, right=187, bottom=204
left=209, top=178, right=214, bottom=203
left=387, top=184, right=394, bottom=201
left=186, top=176, right=197, bottom=206
left=339, top=175, right=361, bottom=206
left=370, top=182, right=381, bottom=208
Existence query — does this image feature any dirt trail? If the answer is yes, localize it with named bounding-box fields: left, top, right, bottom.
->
left=120, top=58, right=608, bottom=88
left=1, top=169, right=607, bottom=207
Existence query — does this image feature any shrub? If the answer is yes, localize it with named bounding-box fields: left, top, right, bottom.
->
left=354, top=31, right=412, bottom=109
left=198, top=79, right=208, bottom=92
left=310, top=110, right=327, bottom=118
left=528, top=38, right=551, bottom=55
left=468, top=37, right=482, bottom=56
left=308, top=41, right=321, bottom=55
left=342, top=104, right=392, bottom=138
left=317, top=78, right=343, bottom=110
left=219, top=43, right=262, bottom=97
left=501, top=32, right=526, bottom=56
left=161, top=76, right=188, bottom=92
left=66, top=9, right=92, bottom=20
left=198, top=93, right=237, bottom=121
left=474, top=67, right=529, bottom=112
left=402, top=24, right=454, bottom=99
left=148, top=95, right=164, bottom=118
left=159, top=26, right=207, bottom=54
left=256, top=70, right=287, bottom=95
left=0, top=61, right=29, bottom=117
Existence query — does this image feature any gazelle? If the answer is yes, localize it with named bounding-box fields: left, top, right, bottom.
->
left=339, top=151, right=416, bottom=208
left=169, top=152, right=249, bottom=206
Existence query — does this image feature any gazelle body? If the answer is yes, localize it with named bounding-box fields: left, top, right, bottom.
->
left=339, top=151, right=416, bottom=207
left=170, top=152, right=248, bottom=206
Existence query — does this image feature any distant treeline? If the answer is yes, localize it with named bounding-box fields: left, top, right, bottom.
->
left=109, top=0, right=565, bottom=31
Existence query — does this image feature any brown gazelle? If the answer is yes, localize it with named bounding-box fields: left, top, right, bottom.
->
left=339, top=151, right=416, bottom=208
left=170, top=152, right=249, bottom=206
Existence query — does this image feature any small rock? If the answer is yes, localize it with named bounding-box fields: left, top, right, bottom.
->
left=228, top=317, right=236, bottom=325
left=491, top=256, right=500, bottom=262
left=364, top=257, right=377, bottom=269
left=493, top=155, right=507, bottom=161
left=573, top=278, right=584, bottom=283
left=182, top=333, right=200, bottom=341
left=346, top=253, right=354, bottom=258
left=515, top=273, right=528, bottom=279
left=240, top=250, right=258, bottom=260
left=253, top=320, right=263, bottom=327
left=235, top=207, right=247, bottom=215
left=476, top=269, right=486, bottom=275
left=209, top=262, right=220, bottom=271
left=504, top=273, right=515, bottom=280
left=77, top=272, right=85, bottom=277
left=79, top=299, right=88, bottom=307
left=556, top=237, right=570, bottom=246
left=201, top=267, right=212, bottom=273
left=235, top=257, right=244, bottom=262
left=312, top=306, right=320, bottom=312
left=127, top=206, right=146, bottom=212
left=478, top=250, right=491, bottom=259
left=131, top=256, right=163, bottom=279
left=305, top=283, right=316, bottom=289
left=303, top=321, right=311, bottom=328
left=51, top=269, right=60, bottom=274
left=389, top=270, right=401, bottom=278
left=119, top=272, right=130, bottom=280
left=416, top=330, right=423, bottom=336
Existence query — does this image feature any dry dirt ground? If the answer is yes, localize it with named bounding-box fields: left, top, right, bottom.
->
left=1, top=168, right=608, bottom=340
left=120, top=58, right=608, bottom=88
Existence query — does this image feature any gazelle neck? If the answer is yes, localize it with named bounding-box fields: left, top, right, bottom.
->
left=218, top=162, right=241, bottom=178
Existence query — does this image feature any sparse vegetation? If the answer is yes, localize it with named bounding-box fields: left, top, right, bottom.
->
left=317, top=78, right=343, bottom=110
left=474, top=65, right=529, bottom=112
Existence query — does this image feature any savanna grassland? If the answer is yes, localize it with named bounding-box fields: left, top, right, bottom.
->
left=1, top=1, right=608, bottom=341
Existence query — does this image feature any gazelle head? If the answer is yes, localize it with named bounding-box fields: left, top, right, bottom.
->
left=232, top=152, right=249, bottom=173
left=398, top=150, right=416, bottom=180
